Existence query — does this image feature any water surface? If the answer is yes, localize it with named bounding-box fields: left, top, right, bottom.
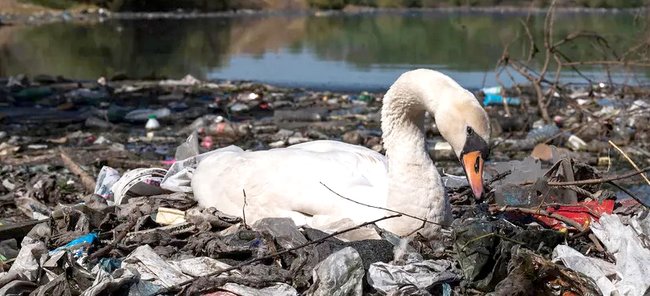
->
left=0, top=11, right=647, bottom=91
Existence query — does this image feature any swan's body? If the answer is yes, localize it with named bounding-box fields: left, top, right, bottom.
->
left=192, top=69, right=490, bottom=239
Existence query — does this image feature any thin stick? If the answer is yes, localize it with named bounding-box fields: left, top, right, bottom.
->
left=180, top=214, right=401, bottom=291
left=242, top=189, right=248, bottom=228
left=89, top=218, right=137, bottom=260
left=458, top=232, right=526, bottom=252
left=608, top=181, right=647, bottom=206
left=608, top=140, right=650, bottom=185
left=60, top=148, right=96, bottom=193
left=543, top=167, right=650, bottom=186
left=490, top=205, right=585, bottom=231
left=319, top=182, right=445, bottom=227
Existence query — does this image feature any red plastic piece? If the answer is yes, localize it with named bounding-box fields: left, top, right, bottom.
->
left=533, top=199, right=615, bottom=230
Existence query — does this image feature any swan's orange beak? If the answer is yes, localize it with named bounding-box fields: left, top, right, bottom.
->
left=461, top=151, right=484, bottom=199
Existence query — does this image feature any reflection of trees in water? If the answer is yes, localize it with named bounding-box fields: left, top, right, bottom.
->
left=227, top=16, right=306, bottom=56
left=300, top=13, right=642, bottom=72
left=0, top=13, right=645, bottom=79
left=0, top=25, right=25, bottom=77
left=0, top=18, right=233, bottom=79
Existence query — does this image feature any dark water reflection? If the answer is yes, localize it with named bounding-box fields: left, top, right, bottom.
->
left=0, top=12, right=647, bottom=90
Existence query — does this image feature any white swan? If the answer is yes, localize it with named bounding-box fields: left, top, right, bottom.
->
left=192, top=69, right=490, bottom=239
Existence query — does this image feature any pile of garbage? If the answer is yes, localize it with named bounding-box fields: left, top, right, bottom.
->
left=1, top=74, right=650, bottom=295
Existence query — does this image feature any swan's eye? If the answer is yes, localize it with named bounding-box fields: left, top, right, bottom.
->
left=466, top=127, right=473, bottom=135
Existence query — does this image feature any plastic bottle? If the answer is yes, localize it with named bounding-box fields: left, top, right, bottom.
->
left=145, top=115, right=160, bottom=139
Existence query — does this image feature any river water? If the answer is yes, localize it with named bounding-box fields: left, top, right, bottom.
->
left=0, top=10, right=647, bottom=91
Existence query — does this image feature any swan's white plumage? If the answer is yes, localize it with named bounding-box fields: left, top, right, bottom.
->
left=191, top=69, right=489, bottom=239
left=192, top=140, right=389, bottom=227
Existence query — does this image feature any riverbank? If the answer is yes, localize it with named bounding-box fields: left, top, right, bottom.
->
left=1, top=73, right=649, bottom=295
left=0, top=2, right=647, bottom=26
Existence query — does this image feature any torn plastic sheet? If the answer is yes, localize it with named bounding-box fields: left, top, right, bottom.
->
left=552, top=245, right=618, bottom=296
left=0, top=236, right=48, bottom=285
left=589, top=213, right=650, bottom=296
left=0, top=280, right=38, bottom=295
left=161, top=145, right=242, bottom=192
left=367, top=253, right=460, bottom=295
left=220, top=282, right=298, bottom=296
left=81, top=267, right=137, bottom=296
left=122, top=245, right=192, bottom=288
left=169, top=257, right=234, bottom=278
left=307, top=246, right=364, bottom=296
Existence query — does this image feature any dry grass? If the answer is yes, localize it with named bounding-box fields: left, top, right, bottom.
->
left=0, top=0, right=56, bottom=14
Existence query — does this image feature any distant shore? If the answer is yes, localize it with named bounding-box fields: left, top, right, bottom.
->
left=1, top=5, right=646, bottom=26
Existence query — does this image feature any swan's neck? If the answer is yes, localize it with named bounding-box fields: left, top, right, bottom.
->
left=379, top=75, right=451, bottom=237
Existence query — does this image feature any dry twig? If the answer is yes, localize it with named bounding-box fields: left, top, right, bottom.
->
left=320, top=182, right=446, bottom=227
left=59, top=148, right=96, bottom=193
left=547, top=166, right=650, bottom=186
left=608, top=140, right=650, bottom=185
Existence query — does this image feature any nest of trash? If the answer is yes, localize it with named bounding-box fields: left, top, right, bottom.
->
left=1, top=74, right=650, bottom=295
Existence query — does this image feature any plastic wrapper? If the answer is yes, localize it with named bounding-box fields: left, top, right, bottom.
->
left=94, top=166, right=120, bottom=201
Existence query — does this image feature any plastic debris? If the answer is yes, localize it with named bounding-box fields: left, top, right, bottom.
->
left=252, top=218, right=308, bottom=249
left=0, top=236, right=48, bottom=284
left=533, top=199, right=615, bottom=230
left=111, top=168, right=170, bottom=205
left=589, top=213, right=650, bottom=296
left=154, top=207, right=186, bottom=225
left=307, top=247, right=364, bottom=296
left=93, top=166, right=121, bottom=200
left=1, top=74, right=650, bottom=295
left=49, top=232, right=98, bottom=258
left=122, top=245, right=193, bottom=289
left=368, top=253, right=460, bottom=295
left=553, top=245, right=618, bottom=296
left=124, top=108, right=171, bottom=122
left=221, top=283, right=298, bottom=296
left=481, top=86, right=521, bottom=106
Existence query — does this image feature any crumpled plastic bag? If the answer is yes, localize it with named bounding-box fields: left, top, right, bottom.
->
left=307, top=246, right=364, bottom=296
left=0, top=236, right=48, bottom=286
left=588, top=213, right=650, bottom=296
left=169, top=257, right=234, bottom=278
left=252, top=218, right=308, bottom=249
left=367, top=252, right=460, bottom=295
left=81, top=267, right=138, bottom=296
left=122, top=245, right=192, bottom=289
left=552, top=245, right=618, bottom=296
left=160, top=146, right=242, bottom=193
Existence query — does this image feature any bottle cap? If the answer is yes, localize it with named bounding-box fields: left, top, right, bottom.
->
left=148, top=114, right=157, bottom=119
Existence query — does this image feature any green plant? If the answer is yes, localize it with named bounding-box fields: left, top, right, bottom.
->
left=307, top=0, right=346, bottom=9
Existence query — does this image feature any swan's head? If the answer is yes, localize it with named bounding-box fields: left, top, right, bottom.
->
left=383, top=69, right=491, bottom=198
left=434, top=90, right=490, bottom=199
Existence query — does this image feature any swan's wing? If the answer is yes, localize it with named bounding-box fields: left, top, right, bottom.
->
left=191, top=140, right=389, bottom=225
left=285, top=140, right=388, bottom=188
